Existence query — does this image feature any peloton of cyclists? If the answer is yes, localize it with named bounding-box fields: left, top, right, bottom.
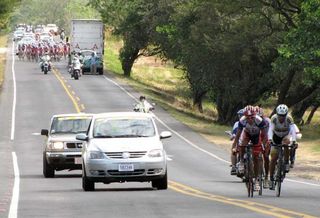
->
left=230, top=104, right=299, bottom=191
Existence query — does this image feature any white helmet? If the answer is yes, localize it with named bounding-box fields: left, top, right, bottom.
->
left=276, top=104, right=288, bottom=115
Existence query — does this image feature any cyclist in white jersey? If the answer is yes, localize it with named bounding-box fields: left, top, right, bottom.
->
left=268, top=104, right=297, bottom=189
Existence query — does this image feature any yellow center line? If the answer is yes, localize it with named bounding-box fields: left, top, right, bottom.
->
left=52, top=67, right=82, bottom=113
left=169, top=181, right=317, bottom=218
left=52, top=66, right=317, bottom=218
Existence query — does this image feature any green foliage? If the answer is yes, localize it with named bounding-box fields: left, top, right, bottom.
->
left=0, top=0, right=20, bottom=29
left=13, top=0, right=100, bottom=33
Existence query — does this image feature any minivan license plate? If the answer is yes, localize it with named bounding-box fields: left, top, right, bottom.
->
left=119, top=164, right=134, bottom=172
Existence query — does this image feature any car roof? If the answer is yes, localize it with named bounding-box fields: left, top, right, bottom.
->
left=93, top=112, right=154, bottom=119
left=52, top=113, right=94, bottom=118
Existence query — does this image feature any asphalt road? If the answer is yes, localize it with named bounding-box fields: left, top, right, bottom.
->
left=0, top=40, right=320, bottom=218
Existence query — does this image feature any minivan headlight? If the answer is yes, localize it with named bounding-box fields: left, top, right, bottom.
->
left=48, top=142, right=64, bottom=150
left=88, top=151, right=106, bottom=159
left=148, top=149, right=163, bottom=158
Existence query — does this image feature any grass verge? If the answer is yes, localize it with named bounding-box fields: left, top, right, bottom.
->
left=0, top=32, right=8, bottom=87
left=104, top=34, right=320, bottom=181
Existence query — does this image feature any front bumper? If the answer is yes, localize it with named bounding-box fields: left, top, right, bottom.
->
left=46, top=151, right=82, bottom=170
left=84, top=157, right=167, bottom=183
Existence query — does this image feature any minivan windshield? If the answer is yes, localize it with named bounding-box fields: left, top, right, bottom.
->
left=93, top=118, right=155, bottom=138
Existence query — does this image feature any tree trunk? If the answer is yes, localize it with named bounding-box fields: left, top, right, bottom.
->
left=192, top=90, right=207, bottom=113
left=272, top=69, right=296, bottom=115
left=291, top=102, right=310, bottom=125
left=306, top=105, right=319, bottom=125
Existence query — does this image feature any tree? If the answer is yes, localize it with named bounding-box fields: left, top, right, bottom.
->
left=272, top=0, right=320, bottom=119
left=0, top=0, right=20, bottom=29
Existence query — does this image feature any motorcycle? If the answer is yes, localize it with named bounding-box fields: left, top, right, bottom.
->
left=42, top=61, right=50, bottom=74
left=70, top=61, right=81, bottom=80
left=133, top=101, right=155, bottom=113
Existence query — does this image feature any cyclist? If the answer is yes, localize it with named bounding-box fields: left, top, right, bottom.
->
left=232, top=105, right=268, bottom=190
left=255, top=106, right=271, bottom=188
left=268, top=104, right=297, bottom=189
left=290, top=124, right=302, bottom=168
left=230, top=108, right=244, bottom=175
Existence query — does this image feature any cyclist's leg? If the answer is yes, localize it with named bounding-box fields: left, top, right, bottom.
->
left=263, top=142, right=270, bottom=187
left=238, top=131, right=249, bottom=173
left=282, top=135, right=291, bottom=172
left=290, top=145, right=297, bottom=168
left=230, top=143, right=237, bottom=175
left=269, top=135, right=282, bottom=182
left=252, top=135, right=263, bottom=190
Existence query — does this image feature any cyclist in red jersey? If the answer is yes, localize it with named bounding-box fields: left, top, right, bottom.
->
left=232, top=105, right=268, bottom=190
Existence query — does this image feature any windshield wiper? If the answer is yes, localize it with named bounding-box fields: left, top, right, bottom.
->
left=113, top=134, right=149, bottom=138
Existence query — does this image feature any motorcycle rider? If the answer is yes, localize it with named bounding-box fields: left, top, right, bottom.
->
left=134, top=96, right=154, bottom=113
left=70, top=55, right=82, bottom=78
left=40, top=52, right=51, bottom=72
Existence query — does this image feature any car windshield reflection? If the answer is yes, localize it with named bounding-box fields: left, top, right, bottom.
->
left=93, top=118, right=155, bottom=138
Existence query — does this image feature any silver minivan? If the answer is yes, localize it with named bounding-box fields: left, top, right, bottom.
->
left=76, top=112, right=172, bottom=191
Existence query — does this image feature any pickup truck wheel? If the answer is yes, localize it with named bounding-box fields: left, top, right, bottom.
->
left=43, top=152, right=54, bottom=178
left=152, top=171, right=168, bottom=190
left=82, top=166, right=95, bottom=191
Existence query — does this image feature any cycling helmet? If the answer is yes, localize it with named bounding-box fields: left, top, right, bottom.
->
left=237, top=109, right=244, bottom=118
left=244, top=105, right=256, bottom=117
left=276, top=104, right=288, bottom=116
left=254, top=106, right=263, bottom=116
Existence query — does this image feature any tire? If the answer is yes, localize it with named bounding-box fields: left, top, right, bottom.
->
left=43, top=152, right=54, bottom=178
left=99, top=68, right=103, bottom=75
left=152, top=171, right=168, bottom=190
left=74, top=73, right=79, bottom=80
left=276, top=160, right=282, bottom=197
left=82, top=165, right=94, bottom=191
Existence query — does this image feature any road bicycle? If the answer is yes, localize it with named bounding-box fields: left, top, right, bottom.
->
left=243, top=143, right=264, bottom=197
left=271, top=143, right=295, bottom=197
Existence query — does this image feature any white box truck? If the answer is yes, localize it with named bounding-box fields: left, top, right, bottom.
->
left=70, top=19, right=104, bottom=74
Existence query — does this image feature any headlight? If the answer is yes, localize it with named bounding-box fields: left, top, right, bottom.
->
left=88, top=151, right=106, bottom=159
left=148, top=149, right=163, bottom=158
left=48, top=142, right=64, bottom=150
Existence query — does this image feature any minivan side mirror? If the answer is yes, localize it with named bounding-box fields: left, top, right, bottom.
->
left=160, top=131, right=172, bottom=140
left=41, top=129, right=49, bottom=136
left=76, top=133, right=89, bottom=141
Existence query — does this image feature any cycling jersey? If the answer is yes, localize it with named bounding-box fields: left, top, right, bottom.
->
left=268, top=114, right=296, bottom=141
left=238, top=115, right=266, bottom=136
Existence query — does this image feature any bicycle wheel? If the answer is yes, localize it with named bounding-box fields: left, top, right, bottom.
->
left=258, top=154, right=264, bottom=196
left=276, top=159, right=282, bottom=197
left=247, top=158, right=254, bottom=198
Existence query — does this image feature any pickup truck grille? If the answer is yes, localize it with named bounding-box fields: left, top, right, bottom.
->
left=66, top=142, right=83, bottom=149
left=105, top=151, right=147, bottom=159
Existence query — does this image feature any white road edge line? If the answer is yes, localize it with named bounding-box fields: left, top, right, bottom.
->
left=10, top=41, right=16, bottom=140
left=8, top=152, right=20, bottom=218
left=103, top=75, right=320, bottom=187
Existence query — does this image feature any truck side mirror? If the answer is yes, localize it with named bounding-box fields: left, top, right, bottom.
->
left=41, top=129, right=49, bottom=136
